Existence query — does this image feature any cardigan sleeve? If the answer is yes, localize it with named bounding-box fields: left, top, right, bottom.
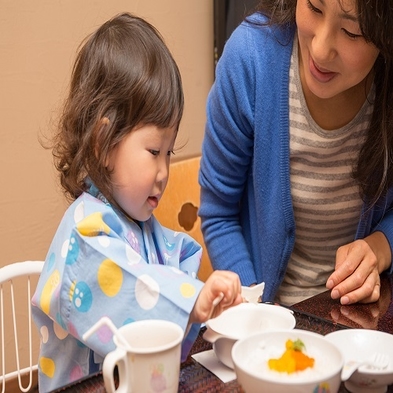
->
left=369, top=189, right=393, bottom=274
left=199, top=20, right=259, bottom=285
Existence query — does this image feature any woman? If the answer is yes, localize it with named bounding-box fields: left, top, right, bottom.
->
left=199, top=0, right=393, bottom=306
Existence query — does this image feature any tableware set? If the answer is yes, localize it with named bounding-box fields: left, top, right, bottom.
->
left=82, top=292, right=392, bottom=393
left=203, top=303, right=392, bottom=393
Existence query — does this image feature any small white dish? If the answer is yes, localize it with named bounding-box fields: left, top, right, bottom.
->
left=204, top=302, right=296, bottom=369
left=325, top=329, right=393, bottom=393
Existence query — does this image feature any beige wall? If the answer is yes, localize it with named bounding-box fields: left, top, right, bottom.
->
left=1, top=1, right=213, bottom=382
left=0, top=1, right=214, bottom=266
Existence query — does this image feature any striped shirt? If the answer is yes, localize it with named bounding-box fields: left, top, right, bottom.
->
left=275, top=36, right=375, bottom=306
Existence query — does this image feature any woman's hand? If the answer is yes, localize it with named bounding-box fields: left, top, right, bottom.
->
left=189, top=270, right=243, bottom=324
left=329, top=275, right=392, bottom=328
left=326, top=231, right=391, bottom=305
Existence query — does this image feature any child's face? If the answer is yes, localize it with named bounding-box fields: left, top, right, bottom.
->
left=106, top=124, right=177, bottom=222
left=296, top=0, right=379, bottom=101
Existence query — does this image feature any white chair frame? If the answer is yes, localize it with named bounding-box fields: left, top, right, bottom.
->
left=0, top=261, right=44, bottom=393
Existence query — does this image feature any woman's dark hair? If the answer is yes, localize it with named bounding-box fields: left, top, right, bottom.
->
left=52, top=12, right=184, bottom=202
left=252, top=0, right=393, bottom=205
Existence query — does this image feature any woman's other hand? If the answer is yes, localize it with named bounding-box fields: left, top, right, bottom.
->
left=326, top=231, right=391, bottom=304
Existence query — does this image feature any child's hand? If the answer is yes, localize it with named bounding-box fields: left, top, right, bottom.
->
left=189, top=270, right=243, bottom=324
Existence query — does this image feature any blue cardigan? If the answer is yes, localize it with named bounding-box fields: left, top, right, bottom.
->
left=199, top=14, right=393, bottom=302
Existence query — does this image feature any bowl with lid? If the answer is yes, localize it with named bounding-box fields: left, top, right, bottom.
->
left=203, top=302, right=296, bottom=369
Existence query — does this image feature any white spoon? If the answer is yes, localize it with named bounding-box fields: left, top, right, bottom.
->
left=341, top=352, right=389, bottom=381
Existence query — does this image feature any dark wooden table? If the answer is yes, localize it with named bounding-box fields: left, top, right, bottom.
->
left=53, top=274, right=393, bottom=393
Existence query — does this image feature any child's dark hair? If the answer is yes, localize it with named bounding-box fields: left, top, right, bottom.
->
left=252, top=0, right=393, bottom=205
left=52, top=12, right=184, bottom=202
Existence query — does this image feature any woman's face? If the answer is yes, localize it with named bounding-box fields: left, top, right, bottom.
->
left=296, top=0, right=379, bottom=101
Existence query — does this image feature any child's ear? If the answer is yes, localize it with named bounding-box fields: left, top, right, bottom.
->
left=94, top=117, right=110, bottom=166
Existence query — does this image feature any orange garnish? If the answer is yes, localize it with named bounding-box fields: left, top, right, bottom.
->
left=268, top=339, right=315, bottom=374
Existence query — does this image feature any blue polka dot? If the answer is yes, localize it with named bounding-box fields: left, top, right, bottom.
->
left=56, top=312, right=67, bottom=330
left=66, top=236, right=80, bottom=265
left=123, top=317, right=135, bottom=326
left=163, top=235, right=175, bottom=251
left=76, top=339, right=87, bottom=348
left=72, top=282, right=93, bottom=312
left=47, top=253, right=56, bottom=271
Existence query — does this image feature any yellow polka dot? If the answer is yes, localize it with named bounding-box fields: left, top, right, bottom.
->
left=98, top=259, right=123, bottom=297
left=180, top=282, right=196, bottom=298
left=69, top=281, right=76, bottom=302
left=76, top=212, right=111, bottom=236
left=40, top=270, right=60, bottom=314
left=40, top=357, right=55, bottom=378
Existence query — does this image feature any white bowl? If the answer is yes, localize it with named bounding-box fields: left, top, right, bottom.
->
left=325, top=329, right=393, bottom=393
left=204, top=303, right=296, bottom=368
left=232, top=329, right=344, bottom=393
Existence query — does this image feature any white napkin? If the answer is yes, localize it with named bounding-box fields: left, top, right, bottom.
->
left=192, top=349, right=237, bottom=383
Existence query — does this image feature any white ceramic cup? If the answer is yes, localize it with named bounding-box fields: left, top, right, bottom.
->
left=103, top=320, right=184, bottom=393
